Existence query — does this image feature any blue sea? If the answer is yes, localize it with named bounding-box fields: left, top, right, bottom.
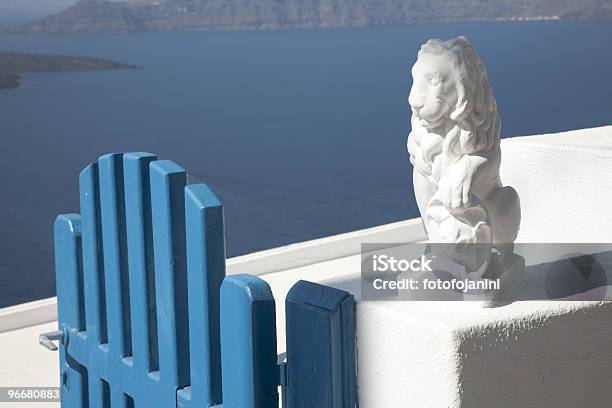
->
left=1, top=21, right=612, bottom=307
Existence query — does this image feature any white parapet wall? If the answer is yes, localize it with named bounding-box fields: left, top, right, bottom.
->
left=356, top=125, right=612, bottom=407
left=357, top=300, right=612, bottom=408
left=500, top=126, right=612, bottom=243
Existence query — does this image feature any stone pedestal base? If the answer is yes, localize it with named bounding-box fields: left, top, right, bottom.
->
left=356, top=298, right=612, bottom=408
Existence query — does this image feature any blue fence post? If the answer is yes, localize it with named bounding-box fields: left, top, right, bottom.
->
left=150, top=160, right=191, bottom=405
left=220, top=275, right=279, bottom=408
left=177, top=184, right=225, bottom=408
left=54, top=214, right=87, bottom=408
left=285, top=280, right=358, bottom=408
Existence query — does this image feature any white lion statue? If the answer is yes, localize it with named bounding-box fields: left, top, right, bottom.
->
left=407, top=36, right=521, bottom=271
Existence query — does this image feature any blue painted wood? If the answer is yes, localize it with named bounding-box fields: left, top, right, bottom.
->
left=177, top=184, right=225, bottom=408
left=149, top=160, right=191, bottom=404
left=220, top=275, right=279, bottom=408
left=58, top=152, right=359, bottom=408
left=123, top=153, right=158, bottom=371
left=74, top=153, right=199, bottom=408
left=78, top=162, right=108, bottom=408
left=123, top=153, right=159, bottom=407
left=79, top=162, right=107, bottom=345
left=285, top=280, right=357, bottom=408
left=54, top=214, right=87, bottom=408
left=99, top=153, right=132, bottom=408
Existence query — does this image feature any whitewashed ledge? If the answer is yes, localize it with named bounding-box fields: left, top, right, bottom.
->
left=0, top=125, right=611, bottom=407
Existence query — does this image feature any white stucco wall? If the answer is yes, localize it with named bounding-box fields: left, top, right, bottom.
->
left=357, top=126, right=612, bottom=407
left=357, top=300, right=612, bottom=408
left=500, top=126, right=612, bottom=242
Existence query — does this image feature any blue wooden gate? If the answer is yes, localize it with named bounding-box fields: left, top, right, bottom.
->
left=50, top=152, right=358, bottom=408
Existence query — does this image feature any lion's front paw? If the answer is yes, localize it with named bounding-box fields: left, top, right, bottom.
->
left=437, top=167, right=473, bottom=209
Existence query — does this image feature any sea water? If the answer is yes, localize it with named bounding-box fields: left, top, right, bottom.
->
left=1, top=21, right=611, bottom=306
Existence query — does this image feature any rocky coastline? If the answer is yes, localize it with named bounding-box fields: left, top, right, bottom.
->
left=16, top=0, right=612, bottom=34
left=0, top=52, right=139, bottom=90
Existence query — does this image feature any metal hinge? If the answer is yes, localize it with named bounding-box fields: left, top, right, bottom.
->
left=277, top=353, right=287, bottom=386
left=278, top=352, right=288, bottom=408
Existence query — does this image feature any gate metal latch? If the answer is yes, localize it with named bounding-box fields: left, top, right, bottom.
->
left=277, top=352, right=287, bottom=386
left=39, top=330, right=64, bottom=351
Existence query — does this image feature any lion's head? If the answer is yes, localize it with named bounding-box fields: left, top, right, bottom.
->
left=408, top=36, right=500, bottom=160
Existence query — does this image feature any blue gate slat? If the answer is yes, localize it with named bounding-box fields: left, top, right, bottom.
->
left=220, top=274, right=279, bottom=408
left=123, top=153, right=160, bottom=407
left=340, top=294, right=357, bottom=408
left=123, top=153, right=158, bottom=374
left=55, top=214, right=88, bottom=407
left=177, top=184, right=225, bottom=408
left=150, top=160, right=191, bottom=405
left=99, top=153, right=133, bottom=407
left=79, top=162, right=108, bottom=408
left=285, top=280, right=357, bottom=408
left=79, top=162, right=108, bottom=345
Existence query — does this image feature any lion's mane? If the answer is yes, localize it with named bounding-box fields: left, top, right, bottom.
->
left=411, top=36, right=501, bottom=160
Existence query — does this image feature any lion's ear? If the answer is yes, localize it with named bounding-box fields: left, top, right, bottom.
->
left=450, top=99, right=469, bottom=121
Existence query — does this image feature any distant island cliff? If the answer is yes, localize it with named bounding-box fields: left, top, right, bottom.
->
left=17, top=0, right=612, bottom=34
left=0, top=52, right=139, bottom=89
